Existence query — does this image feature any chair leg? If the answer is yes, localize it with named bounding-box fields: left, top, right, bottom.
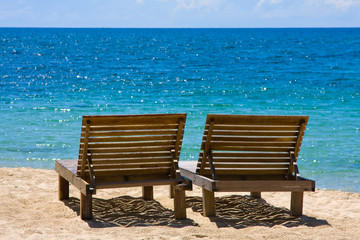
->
left=142, top=186, right=154, bottom=200
left=174, top=188, right=186, bottom=220
left=250, top=192, right=261, bottom=198
left=290, top=191, right=304, bottom=216
left=202, top=189, right=216, bottom=217
left=59, top=175, right=69, bottom=200
left=169, top=185, right=175, bottom=199
left=80, top=193, right=93, bottom=220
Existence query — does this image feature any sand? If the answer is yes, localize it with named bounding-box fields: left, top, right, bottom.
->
left=0, top=167, right=359, bottom=240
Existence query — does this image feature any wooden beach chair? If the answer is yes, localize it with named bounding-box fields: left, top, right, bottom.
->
left=55, top=114, right=191, bottom=220
left=180, top=114, right=315, bottom=217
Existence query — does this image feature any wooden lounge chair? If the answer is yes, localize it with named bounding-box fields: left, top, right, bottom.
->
left=180, top=114, right=315, bottom=217
left=55, top=114, right=191, bottom=220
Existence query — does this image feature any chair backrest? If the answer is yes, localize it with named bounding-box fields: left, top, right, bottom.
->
left=196, top=114, right=308, bottom=180
left=77, top=114, right=186, bottom=185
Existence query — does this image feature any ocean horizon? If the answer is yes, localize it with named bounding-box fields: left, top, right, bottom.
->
left=1, top=28, right=359, bottom=192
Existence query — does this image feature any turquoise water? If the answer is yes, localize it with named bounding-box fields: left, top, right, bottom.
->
left=0, top=28, right=359, bottom=192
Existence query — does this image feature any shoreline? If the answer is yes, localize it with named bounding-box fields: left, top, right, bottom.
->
left=1, top=167, right=359, bottom=239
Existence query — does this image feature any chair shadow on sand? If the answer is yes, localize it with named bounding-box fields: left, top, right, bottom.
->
left=63, top=194, right=329, bottom=229
left=63, top=196, right=198, bottom=228
left=186, top=195, right=330, bottom=229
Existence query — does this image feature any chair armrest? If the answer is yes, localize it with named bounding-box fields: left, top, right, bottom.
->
left=176, top=176, right=193, bottom=191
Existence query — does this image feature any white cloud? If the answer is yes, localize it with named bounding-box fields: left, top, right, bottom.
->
left=175, top=0, right=221, bottom=11
left=0, top=0, right=359, bottom=27
left=325, top=0, right=360, bottom=11
left=256, top=0, right=283, bottom=8
left=0, top=1, right=30, bottom=20
left=254, top=0, right=360, bottom=18
left=256, top=0, right=360, bottom=11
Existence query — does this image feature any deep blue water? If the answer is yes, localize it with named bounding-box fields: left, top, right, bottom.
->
left=0, top=28, right=359, bottom=192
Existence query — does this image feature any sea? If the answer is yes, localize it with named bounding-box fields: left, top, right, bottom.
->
left=0, top=28, right=359, bottom=192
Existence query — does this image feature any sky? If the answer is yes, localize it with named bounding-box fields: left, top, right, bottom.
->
left=0, top=0, right=359, bottom=28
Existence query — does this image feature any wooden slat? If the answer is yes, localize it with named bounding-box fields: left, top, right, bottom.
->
left=204, top=114, right=308, bottom=126
left=200, top=154, right=291, bottom=162
left=209, top=157, right=290, bottom=163
left=84, top=124, right=179, bottom=131
left=79, top=169, right=172, bottom=178
left=83, top=140, right=177, bottom=148
left=83, top=162, right=172, bottom=170
left=201, top=174, right=288, bottom=181
left=202, top=139, right=296, bottom=149
left=214, top=179, right=315, bottom=192
left=79, top=151, right=172, bottom=159
left=203, top=169, right=288, bottom=175
left=92, top=174, right=174, bottom=184
left=207, top=130, right=299, bottom=137
left=210, top=146, right=294, bottom=152
left=84, top=135, right=177, bottom=143
left=82, top=114, right=186, bottom=126
left=213, top=125, right=300, bottom=131
left=81, top=129, right=178, bottom=137
left=210, top=141, right=295, bottom=147
left=89, top=157, right=172, bottom=165
left=211, top=152, right=290, bottom=158
left=203, top=163, right=289, bottom=169
left=95, top=179, right=179, bottom=189
left=80, top=145, right=174, bottom=154
left=79, top=161, right=172, bottom=168
left=90, top=167, right=171, bottom=176
left=209, top=136, right=297, bottom=142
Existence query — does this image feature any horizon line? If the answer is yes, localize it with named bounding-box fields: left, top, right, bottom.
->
left=1, top=26, right=359, bottom=29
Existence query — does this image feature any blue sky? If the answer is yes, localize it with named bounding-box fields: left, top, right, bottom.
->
left=0, top=0, right=359, bottom=27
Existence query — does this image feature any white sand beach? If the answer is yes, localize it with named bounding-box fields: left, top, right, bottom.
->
left=1, top=167, right=360, bottom=240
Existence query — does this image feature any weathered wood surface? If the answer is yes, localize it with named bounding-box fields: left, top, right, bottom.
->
left=142, top=186, right=154, bottom=200
left=180, top=167, right=215, bottom=192
left=202, top=189, right=216, bottom=217
left=80, top=193, right=92, bottom=220
left=180, top=167, right=315, bottom=192
left=290, top=191, right=304, bottom=216
left=181, top=114, right=314, bottom=217
left=55, top=114, right=189, bottom=220
left=59, top=175, right=69, bottom=200
left=77, top=114, right=186, bottom=184
left=196, top=114, right=309, bottom=180
left=174, top=188, right=186, bottom=219
left=55, top=160, right=95, bottom=195
left=250, top=192, right=261, bottom=198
